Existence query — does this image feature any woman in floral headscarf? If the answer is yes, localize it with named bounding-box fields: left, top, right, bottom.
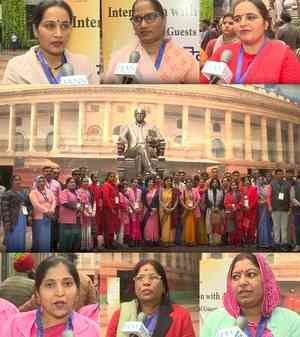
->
left=200, top=253, right=300, bottom=337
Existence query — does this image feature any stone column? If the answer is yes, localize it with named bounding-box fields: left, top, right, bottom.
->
left=52, top=102, right=61, bottom=152
left=181, top=106, right=189, bottom=146
left=155, top=103, right=165, bottom=135
left=276, top=119, right=283, bottom=162
left=225, top=111, right=232, bottom=159
left=261, top=116, right=268, bottom=161
left=244, top=114, right=252, bottom=160
left=7, top=105, right=16, bottom=153
left=288, top=122, right=295, bottom=164
left=29, top=103, right=38, bottom=152
left=78, top=102, right=86, bottom=146
left=204, top=108, right=212, bottom=157
left=103, top=102, right=112, bottom=143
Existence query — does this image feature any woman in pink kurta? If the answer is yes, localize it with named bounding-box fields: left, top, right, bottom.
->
left=142, top=178, right=160, bottom=245
left=118, top=179, right=132, bottom=244
left=127, top=178, right=143, bottom=246
left=0, top=298, right=18, bottom=324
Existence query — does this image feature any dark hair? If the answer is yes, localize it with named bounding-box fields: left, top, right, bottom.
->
left=42, top=166, right=52, bottom=171
left=280, top=11, right=292, bottom=23
left=233, top=0, right=272, bottom=29
left=209, top=178, right=221, bottom=189
left=163, top=175, right=173, bottom=187
left=201, top=19, right=211, bottom=26
left=229, top=253, right=260, bottom=276
left=132, top=259, right=170, bottom=300
left=132, top=0, right=165, bottom=17
left=65, top=176, right=75, bottom=185
left=275, top=168, right=283, bottom=174
left=223, top=12, right=234, bottom=20
left=33, top=0, right=73, bottom=28
left=106, top=171, right=115, bottom=180
left=35, top=255, right=80, bottom=292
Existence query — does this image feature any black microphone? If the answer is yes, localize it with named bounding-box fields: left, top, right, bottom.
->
left=122, top=51, right=141, bottom=84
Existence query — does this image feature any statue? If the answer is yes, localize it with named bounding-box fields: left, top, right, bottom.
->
left=117, top=107, right=166, bottom=176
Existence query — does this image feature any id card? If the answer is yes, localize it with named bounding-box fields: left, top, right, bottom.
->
left=115, top=196, right=119, bottom=204
left=188, top=201, right=193, bottom=208
left=21, top=205, right=28, bottom=215
left=278, top=192, right=284, bottom=200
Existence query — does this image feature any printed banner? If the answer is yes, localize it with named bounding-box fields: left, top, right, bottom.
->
left=65, top=0, right=100, bottom=78
left=101, top=0, right=199, bottom=72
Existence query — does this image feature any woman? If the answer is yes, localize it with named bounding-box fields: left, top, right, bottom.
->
left=104, top=0, right=199, bottom=84
left=58, top=177, right=81, bottom=251
left=105, top=259, right=196, bottom=337
left=159, top=176, right=179, bottom=246
left=180, top=177, right=200, bottom=246
left=205, top=178, right=224, bottom=245
left=141, top=177, right=160, bottom=246
left=102, top=172, right=120, bottom=249
left=78, top=177, right=93, bottom=251
left=240, top=176, right=258, bottom=245
left=224, top=181, right=243, bottom=245
left=0, top=175, right=31, bottom=251
left=200, top=253, right=300, bottom=337
left=196, top=177, right=208, bottom=245
left=29, top=175, right=55, bottom=252
left=2, top=0, right=97, bottom=84
left=118, top=179, right=132, bottom=245
left=2, top=256, right=100, bottom=337
left=127, top=177, right=143, bottom=247
left=200, top=0, right=300, bottom=83
left=256, top=176, right=273, bottom=247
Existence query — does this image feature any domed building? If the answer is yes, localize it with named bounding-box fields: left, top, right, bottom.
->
left=0, top=84, right=300, bottom=185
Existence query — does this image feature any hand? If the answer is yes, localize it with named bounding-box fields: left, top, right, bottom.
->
left=268, top=206, right=272, bottom=213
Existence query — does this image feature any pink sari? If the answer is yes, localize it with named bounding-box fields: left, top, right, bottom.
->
left=143, top=189, right=159, bottom=242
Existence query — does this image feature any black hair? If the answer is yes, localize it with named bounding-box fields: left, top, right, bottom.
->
left=233, top=0, right=272, bottom=29
left=35, top=255, right=80, bottom=292
left=132, top=0, right=165, bottom=17
left=131, top=259, right=170, bottom=300
left=106, top=171, right=116, bottom=181
left=201, top=19, right=211, bottom=26
left=229, top=253, right=260, bottom=276
left=223, top=12, right=234, bottom=20
left=65, top=176, right=75, bottom=185
left=163, top=175, right=173, bottom=187
left=33, top=0, right=73, bottom=28
left=274, top=168, right=283, bottom=174
left=280, top=11, right=292, bottom=23
left=209, top=178, right=221, bottom=189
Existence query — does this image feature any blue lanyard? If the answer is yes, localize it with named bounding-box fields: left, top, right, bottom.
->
left=235, top=40, right=268, bottom=84
left=244, top=317, right=268, bottom=337
left=143, top=310, right=159, bottom=335
left=154, top=41, right=166, bottom=70
left=35, top=48, right=66, bottom=84
left=35, top=306, right=74, bottom=337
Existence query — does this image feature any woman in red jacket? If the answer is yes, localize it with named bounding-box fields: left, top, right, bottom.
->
left=106, top=259, right=196, bottom=337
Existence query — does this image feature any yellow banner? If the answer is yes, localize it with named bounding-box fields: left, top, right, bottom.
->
left=65, top=0, right=100, bottom=77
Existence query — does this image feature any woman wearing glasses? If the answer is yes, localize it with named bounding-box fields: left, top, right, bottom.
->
left=200, top=0, right=300, bottom=83
left=104, top=0, right=199, bottom=84
left=2, top=0, right=97, bottom=84
left=106, top=259, right=196, bottom=337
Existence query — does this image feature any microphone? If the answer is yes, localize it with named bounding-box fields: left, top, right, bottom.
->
left=113, top=51, right=141, bottom=84
left=122, top=311, right=150, bottom=337
left=59, top=62, right=89, bottom=85
left=216, top=316, right=248, bottom=337
left=202, top=49, right=233, bottom=84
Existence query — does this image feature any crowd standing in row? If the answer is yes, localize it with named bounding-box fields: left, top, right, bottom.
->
left=1, top=166, right=300, bottom=251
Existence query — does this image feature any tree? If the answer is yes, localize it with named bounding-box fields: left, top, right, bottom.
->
left=2, top=0, right=28, bottom=49
left=200, top=0, right=214, bottom=21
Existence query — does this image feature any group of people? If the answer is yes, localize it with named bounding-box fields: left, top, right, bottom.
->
left=199, top=0, right=300, bottom=83
left=0, top=253, right=99, bottom=337
left=2, top=0, right=300, bottom=85
left=2, top=165, right=300, bottom=251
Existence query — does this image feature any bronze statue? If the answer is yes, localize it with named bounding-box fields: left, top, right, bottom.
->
left=117, top=108, right=165, bottom=176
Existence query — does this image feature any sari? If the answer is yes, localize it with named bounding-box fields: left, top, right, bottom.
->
left=159, top=187, right=179, bottom=244
left=224, top=190, right=243, bottom=245
left=257, top=184, right=273, bottom=247
left=105, top=38, right=199, bottom=84
left=127, top=187, right=142, bottom=242
left=141, top=188, right=159, bottom=243
left=181, top=188, right=199, bottom=245
left=78, top=188, right=93, bottom=251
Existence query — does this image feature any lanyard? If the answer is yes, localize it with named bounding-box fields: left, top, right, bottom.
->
left=154, top=41, right=166, bottom=70
left=235, top=40, right=268, bottom=84
left=244, top=317, right=268, bottom=337
left=36, top=307, right=74, bottom=337
left=143, top=310, right=159, bottom=335
left=35, top=48, right=66, bottom=84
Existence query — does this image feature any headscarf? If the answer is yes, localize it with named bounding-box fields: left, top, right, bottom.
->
left=13, top=253, right=34, bottom=272
left=223, top=253, right=280, bottom=318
